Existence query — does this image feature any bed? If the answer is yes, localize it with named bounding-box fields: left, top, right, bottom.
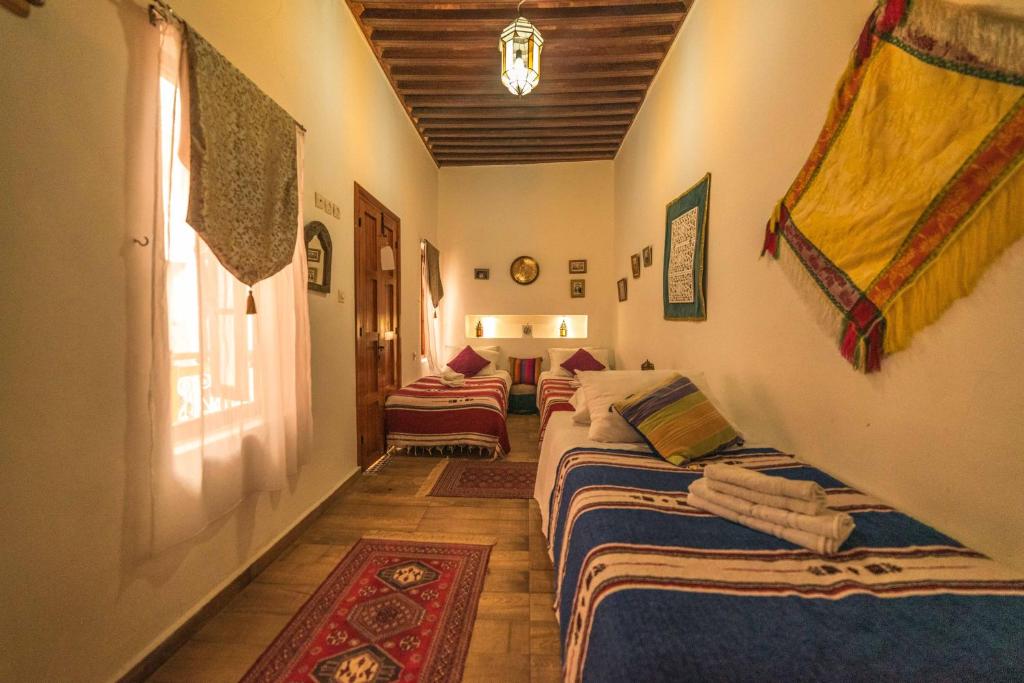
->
left=537, top=371, right=577, bottom=443
left=534, top=413, right=1024, bottom=682
left=384, top=370, right=511, bottom=456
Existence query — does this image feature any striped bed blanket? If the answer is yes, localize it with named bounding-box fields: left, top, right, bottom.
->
left=547, top=445, right=1024, bottom=682
left=538, top=374, right=576, bottom=444
left=384, top=374, right=511, bottom=454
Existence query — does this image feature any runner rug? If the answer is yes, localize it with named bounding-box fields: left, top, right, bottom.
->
left=420, top=460, right=537, bottom=499
left=240, top=538, right=490, bottom=683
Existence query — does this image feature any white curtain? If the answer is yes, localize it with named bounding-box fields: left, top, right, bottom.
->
left=421, top=244, right=443, bottom=374
left=149, top=23, right=312, bottom=553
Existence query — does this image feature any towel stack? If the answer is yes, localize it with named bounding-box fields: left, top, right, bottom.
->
left=440, top=369, right=465, bottom=387
left=687, top=463, right=855, bottom=554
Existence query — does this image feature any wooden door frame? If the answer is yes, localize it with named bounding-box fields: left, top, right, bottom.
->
left=352, top=182, right=402, bottom=469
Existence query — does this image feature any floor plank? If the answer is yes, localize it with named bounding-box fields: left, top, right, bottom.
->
left=146, top=413, right=561, bottom=682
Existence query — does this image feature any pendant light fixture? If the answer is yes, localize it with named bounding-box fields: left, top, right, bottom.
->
left=499, top=1, right=544, bottom=96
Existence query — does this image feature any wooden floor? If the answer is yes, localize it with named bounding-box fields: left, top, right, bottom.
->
left=148, top=414, right=561, bottom=682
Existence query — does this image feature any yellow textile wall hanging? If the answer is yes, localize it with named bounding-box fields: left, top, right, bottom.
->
left=763, top=0, right=1024, bottom=372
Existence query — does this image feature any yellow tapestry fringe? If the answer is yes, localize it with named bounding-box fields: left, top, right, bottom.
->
left=882, top=162, right=1024, bottom=355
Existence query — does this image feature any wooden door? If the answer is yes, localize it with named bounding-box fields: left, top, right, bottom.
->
left=354, top=184, right=401, bottom=470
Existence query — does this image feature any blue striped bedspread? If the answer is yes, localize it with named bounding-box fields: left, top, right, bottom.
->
left=546, top=445, right=1024, bottom=682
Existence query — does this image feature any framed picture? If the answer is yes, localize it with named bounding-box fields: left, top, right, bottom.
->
left=568, top=259, right=587, bottom=274
left=474, top=268, right=490, bottom=280
left=643, top=245, right=653, bottom=267
left=664, top=173, right=711, bottom=320
left=617, top=277, right=628, bottom=302
left=304, top=221, right=332, bottom=293
left=570, top=279, right=586, bottom=298
left=631, top=253, right=641, bottom=279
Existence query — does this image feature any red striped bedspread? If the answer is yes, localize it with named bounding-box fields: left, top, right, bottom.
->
left=385, top=374, right=511, bottom=454
left=538, top=374, right=576, bottom=444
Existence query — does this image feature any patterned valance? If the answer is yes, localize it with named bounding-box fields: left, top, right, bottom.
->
left=763, top=0, right=1024, bottom=372
left=184, top=27, right=298, bottom=288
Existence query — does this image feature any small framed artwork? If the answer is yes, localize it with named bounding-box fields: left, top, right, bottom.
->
left=307, top=266, right=319, bottom=283
left=642, top=245, right=653, bottom=267
left=617, top=277, right=628, bottom=302
left=474, top=268, right=490, bottom=280
left=307, top=247, right=321, bottom=262
left=631, top=253, right=641, bottom=279
left=568, top=259, right=587, bottom=274
left=570, top=279, right=586, bottom=298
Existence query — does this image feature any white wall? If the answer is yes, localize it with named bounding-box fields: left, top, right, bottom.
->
left=438, top=162, right=617, bottom=366
left=0, top=1, right=437, bottom=680
left=613, top=0, right=1024, bottom=569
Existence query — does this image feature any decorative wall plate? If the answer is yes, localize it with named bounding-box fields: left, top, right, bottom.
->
left=510, top=255, right=540, bottom=285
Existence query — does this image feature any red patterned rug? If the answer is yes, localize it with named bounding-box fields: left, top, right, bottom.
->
left=241, top=538, right=490, bottom=683
left=424, top=460, right=537, bottom=499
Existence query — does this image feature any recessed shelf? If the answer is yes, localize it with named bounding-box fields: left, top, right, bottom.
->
left=465, top=314, right=588, bottom=340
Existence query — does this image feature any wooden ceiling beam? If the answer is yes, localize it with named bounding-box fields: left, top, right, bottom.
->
left=395, top=77, right=650, bottom=94
left=419, top=115, right=633, bottom=130
left=424, top=125, right=627, bottom=139
left=369, top=24, right=678, bottom=47
left=412, top=104, right=637, bottom=119
left=383, top=49, right=668, bottom=66
left=438, top=154, right=616, bottom=166
left=403, top=92, right=643, bottom=107
left=431, top=135, right=623, bottom=147
left=358, top=4, right=686, bottom=31
left=433, top=146, right=619, bottom=156
left=391, top=61, right=660, bottom=79
left=357, top=1, right=683, bottom=10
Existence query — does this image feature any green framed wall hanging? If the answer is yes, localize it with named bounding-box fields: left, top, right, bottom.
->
left=663, top=172, right=710, bottom=320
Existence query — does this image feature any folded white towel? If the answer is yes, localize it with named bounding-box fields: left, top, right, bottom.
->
left=704, top=463, right=826, bottom=515
left=440, top=369, right=465, bottom=387
left=705, top=478, right=825, bottom=516
left=688, top=479, right=854, bottom=555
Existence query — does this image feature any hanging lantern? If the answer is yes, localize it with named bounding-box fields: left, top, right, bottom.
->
left=499, top=10, right=543, bottom=96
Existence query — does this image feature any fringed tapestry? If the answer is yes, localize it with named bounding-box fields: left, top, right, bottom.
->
left=762, top=0, right=1024, bottom=372
left=664, top=172, right=711, bottom=320
left=184, top=27, right=299, bottom=293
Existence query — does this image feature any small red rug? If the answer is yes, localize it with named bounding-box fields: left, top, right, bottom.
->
left=241, top=538, right=490, bottom=683
left=425, top=460, right=537, bottom=499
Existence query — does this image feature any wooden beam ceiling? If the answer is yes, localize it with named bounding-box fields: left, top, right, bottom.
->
left=346, top=1, right=689, bottom=166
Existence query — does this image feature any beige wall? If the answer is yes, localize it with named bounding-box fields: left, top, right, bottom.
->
left=613, top=0, right=1024, bottom=569
left=438, top=162, right=617, bottom=366
left=0, top=1, right=437, bottom=680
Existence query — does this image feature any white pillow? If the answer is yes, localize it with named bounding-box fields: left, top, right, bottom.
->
left=569, top=389, right=590, bottom=424
left=444, top=345, right=502, bottom=376
left=548, top=347, right=612, bottom=378
left=474, top=347, right=502, bottom=376
left=578, top=370, right=698, bottom=443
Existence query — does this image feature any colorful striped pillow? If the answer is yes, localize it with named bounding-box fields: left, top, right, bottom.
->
left=509, top=356, right=543, bottom=385
left=613, top=374, right=742, bottom=466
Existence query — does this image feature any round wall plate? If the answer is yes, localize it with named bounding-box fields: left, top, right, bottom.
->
left=509, top=255, right=540, bottom=285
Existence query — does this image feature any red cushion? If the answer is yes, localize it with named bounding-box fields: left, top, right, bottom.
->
left=447, top=345, right=490, bottom=376
left=560, top=348, right=606, bottom=374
